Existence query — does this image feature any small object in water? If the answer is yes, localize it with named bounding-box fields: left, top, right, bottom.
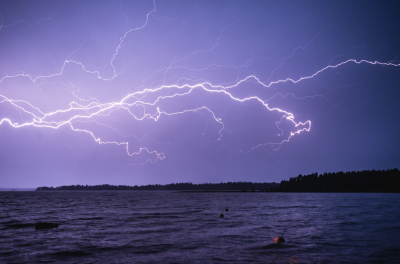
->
left=274, top=228, right=286, bottom=244
left=219, top=213, right=224, bottom=218
left=225, top=208, right=229, bottom=212
left=273, top=236, right=285, bottom=243
left=35, top=222, right=59, bottom=230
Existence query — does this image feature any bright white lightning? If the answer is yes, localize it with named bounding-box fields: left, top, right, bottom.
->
left=1, top=1, right=400, bottom=165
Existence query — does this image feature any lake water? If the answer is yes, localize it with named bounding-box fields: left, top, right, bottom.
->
left=1, top=191, right=399, bottom=263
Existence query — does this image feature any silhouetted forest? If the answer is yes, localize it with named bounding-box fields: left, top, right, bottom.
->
left=271, top=168, right=400, bottom=192
left=36, top=169, right=400, bottom=192
left=36, top=182, right=278, bottom=191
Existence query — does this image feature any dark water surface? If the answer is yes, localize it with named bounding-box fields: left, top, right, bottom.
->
left=1, top=191, right=399, bottom=263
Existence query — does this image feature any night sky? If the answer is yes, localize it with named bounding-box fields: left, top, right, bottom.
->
left=1, top=0, right=400, bottom=188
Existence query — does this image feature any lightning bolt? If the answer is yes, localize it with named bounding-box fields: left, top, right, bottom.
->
left=1, top=1, right=399, bottom=165
left=0, top=11, right=55, bottom=31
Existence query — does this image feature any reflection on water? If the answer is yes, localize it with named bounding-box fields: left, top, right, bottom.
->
left=0, top=191, right=399, bottom=263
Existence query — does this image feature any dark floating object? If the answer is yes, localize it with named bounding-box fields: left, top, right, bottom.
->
left=225, top=208, right=229, bottom=212
left=274, top=228, right=286, bottom=244
left=35, top=222, right=59, bottom=230
left=219, top=213, right=224, bottom=218
left=276, top=237, right=285, bottom=243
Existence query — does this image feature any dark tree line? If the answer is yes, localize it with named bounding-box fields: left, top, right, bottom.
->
left=36, top=169, right=400, bottom=192
left=271, top=168, right=400, bottom=192
left=36, top=182, right=279, bottom=191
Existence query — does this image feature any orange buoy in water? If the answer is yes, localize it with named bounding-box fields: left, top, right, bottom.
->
left=276, top=237, right=285, bottom=243
left=274, top=229, right=286, bottom=244
left=225, top=208, right=229, bottom=212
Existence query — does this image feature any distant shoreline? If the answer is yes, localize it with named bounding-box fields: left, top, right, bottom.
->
left=33, top=168, right=400, bottom=193
left=31, top=190, right=400, bottom=193
left=0, top=188, right=36, bottom=191
left=35, top=182, right=278, bottom=192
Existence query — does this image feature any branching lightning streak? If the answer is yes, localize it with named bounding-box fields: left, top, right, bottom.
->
left=1, top=1, right=400, bottom=164
left=0, top=11, right=55, bottom=31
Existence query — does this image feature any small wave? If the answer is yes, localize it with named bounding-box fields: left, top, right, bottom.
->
left=384, top=226, right=400, bottom=230
left=385, top=248, right=400, bottom=253
left=216, top=234, right=241, bottom=239
left=1, top=220, right=19, bottom=224
left=369, top=247, right=400, bottom=263
left=211, top=257, right=236, bottom=261
left=51, top=250, right=90, bottom=256
left=83, top=244, right=132, bottom=252
left=339, top=221, right=361, bottom=226
left=255, top=226, right=272, bottom=230
left=177, top=210, right=203, bottom=214
left=0, top=251, right=13, bottom=257
left=0, top=202, right=18, bottom=205
left=135, top=214, right=187, bottom=219
left=180, top=245, right=199, bottom=250
left=131, top=243, right=174, bottom=254
left=134, top=227, right=180, bottom=235
left=77, top=217, right=104, bottom=220
left=270, top=206, right=304, bottom=209
left=249, top=243, right=280, bottom=250
left=321, top=242, right=355, bottom=247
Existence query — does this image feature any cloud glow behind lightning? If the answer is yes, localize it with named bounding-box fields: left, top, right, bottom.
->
left=0, top=0, right=399, bottom=177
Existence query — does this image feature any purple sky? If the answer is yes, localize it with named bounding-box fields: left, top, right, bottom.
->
left=1, top=1, right=400, bottom=188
